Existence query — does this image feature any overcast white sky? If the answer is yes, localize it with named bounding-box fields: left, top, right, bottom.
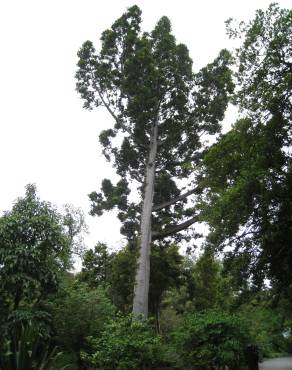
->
left=0, top=0, right=290, bottom=252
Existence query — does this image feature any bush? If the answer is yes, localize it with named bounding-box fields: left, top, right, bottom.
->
left=81, top=315, right=170, bottom=370
left=51, top=280, right=115, bottom=356
left=238, top=298, right=289, bottom=359
left=172, top=310, right=251, bottom=370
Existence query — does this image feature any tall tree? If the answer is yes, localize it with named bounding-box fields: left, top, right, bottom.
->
left=200, top=4, right=291, bottom=292
left=76, top=5, right=233, bottom=317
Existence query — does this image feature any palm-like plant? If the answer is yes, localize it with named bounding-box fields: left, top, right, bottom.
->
left=0, top=322, right=66, bottom=370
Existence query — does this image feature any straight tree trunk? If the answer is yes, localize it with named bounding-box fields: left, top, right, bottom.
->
left=133, top=120, right=158, bottom=318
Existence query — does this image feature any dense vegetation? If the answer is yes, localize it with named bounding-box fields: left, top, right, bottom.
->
left=0, top=3, right=291, bottom=369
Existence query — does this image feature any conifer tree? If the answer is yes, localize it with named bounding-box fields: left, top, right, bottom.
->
left=76, top=5, right=233, bottom=317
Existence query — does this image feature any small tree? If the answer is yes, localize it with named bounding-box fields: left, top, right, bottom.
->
left=79, top=242, right=113, bottom=288
left=0, top=184, right=70, bottom=328
left=51, top=278, right=115, bottom=366
left=76, top=5, right=233, bottom=317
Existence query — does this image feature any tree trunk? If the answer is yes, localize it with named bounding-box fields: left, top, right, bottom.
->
left=133, top=120, right=158, bottom=318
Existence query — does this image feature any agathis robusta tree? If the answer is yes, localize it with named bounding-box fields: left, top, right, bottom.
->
left=76, top=5, right=234, bottom=317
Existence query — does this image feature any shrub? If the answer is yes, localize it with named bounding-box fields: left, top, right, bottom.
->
left=172, top=310, right=251, bottom=370
left=52, top=281, right=115, bottom=356
left=81, top=315, right=170, bottom=370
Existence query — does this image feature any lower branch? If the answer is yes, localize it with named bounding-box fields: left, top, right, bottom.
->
left=152, top=188, right=198, bottom=212
left=152, top=215, right=199, bottom=240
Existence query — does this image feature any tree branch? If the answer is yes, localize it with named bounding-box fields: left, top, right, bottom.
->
left=96, top=86, right=120, bottom=123
left=152, top=215, right=198, bottom=240
left=152, top=188, right=198, bottom=212
left=91, top=72, right=131, bottom=135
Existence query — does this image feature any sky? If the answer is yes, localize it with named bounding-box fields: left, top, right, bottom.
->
left=0, top=0, right=290, bottom=253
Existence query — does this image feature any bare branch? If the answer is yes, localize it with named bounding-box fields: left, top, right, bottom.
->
left=90, top=70, right=132, bottom=135
left=152, top=188, right=199, bottom=212
left=152, top=215, right=198, bottom=240
left=96, top=86, right=120, bottom=123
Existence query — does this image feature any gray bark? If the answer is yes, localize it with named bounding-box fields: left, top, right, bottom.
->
left=132, top=120, right=158, bottom=318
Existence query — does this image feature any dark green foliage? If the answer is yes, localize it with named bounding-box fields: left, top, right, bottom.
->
left=54, top=353, right=79, bottom=370
left=238, top=293, right=288, bottom=358
left=51, top=277, right=115, bottom=358
left=109, top=245, right=136, bottom=313
left=79, top=243, right=136, bottom=312
left=108, top=243, right=183, bottom=319
left=78, top=242, right=113, bottom=288
left=201, top=115, right=291, bottom=288
left=187, top=250, right=233, bottom=311
left=161, top=251, right=234, bottom=318
left=89, top=179, right=130, bottom=217
left=200, top=4, right=291, bottom=291
left=172, top=311, right=250, bottom=370
left=149, top=245, right=182, bottom=323
left=81, top=315, right=170, bottom=370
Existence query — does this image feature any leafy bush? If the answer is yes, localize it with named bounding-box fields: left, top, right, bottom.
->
left=238, top=294, right=290, bottom=359
left=81, top=315, right=170, bottom=370
left=172, top=310, right=251, bottom=370
left=51, top=279, right=115, bottom=356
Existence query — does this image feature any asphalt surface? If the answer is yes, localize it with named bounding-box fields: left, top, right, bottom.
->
left=259, top=357, right=292, bottom=369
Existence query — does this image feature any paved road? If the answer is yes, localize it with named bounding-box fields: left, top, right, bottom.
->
left=259, top=357, right=292, bottom=369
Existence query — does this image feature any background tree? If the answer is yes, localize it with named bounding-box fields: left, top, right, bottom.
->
left=159, top=250, right=234, bottom=325
left=76, top=5, right=234, bottom=317
left=226, top=3, right=291, bottom=121
left=237, top=290, right=289, bottom=358
left=109, top=244, right=136, bottom=313
left=78, top=242, right=113, bottom=288
left=199, top=3, right=291, bottom=294
left=188, top=249, right=231, bottom=311
left=51, top=277, right=115, bottom=367
left=90, top=242, right=183, bottom=330
left=61, top=204, right=88, bottom=258
left=149, top=244, right=182, bottom=332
